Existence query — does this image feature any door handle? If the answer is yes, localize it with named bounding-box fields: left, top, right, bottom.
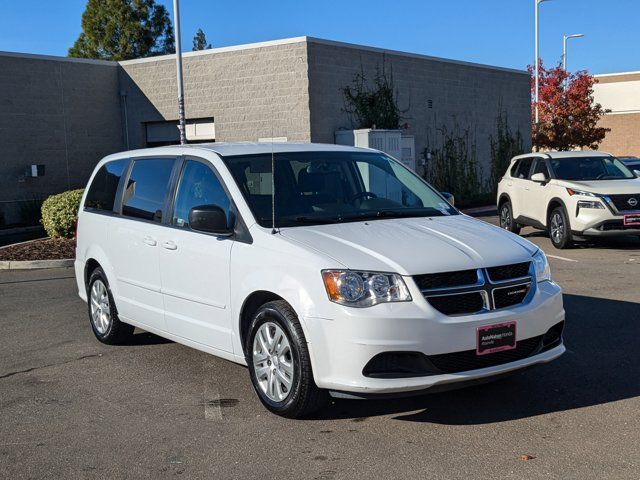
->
left=143, top=236, right=157, bottom=246
left=162, top=241, right=177, bottom=251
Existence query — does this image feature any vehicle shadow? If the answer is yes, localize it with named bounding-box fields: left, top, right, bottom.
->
left=521, top=230, right=640, bottom=250
left=117, top=330, right=173, bottom=346
left=315, top=294, right=640, bottom=424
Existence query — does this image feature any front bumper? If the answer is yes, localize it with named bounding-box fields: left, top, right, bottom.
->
left=570, top=198, right=640, bottom=237
left=303, top=280, right=565, bottom=395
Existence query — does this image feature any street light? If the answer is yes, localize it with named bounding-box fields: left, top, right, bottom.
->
left=563, top=33, right=584, bottom=78
left=534, top=0, right=552, bottom=127
left=172, top=0, right=187, bottom=145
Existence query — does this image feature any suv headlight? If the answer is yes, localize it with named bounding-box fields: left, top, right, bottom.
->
left=321, top=270, right=412, bottom=307
left=577, top=200, right=604, bottom=209
left=532, top=250, right=551, bottom=283
left=566, top=188, right=596, bottom=197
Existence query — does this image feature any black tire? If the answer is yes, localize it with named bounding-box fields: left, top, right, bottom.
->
left=499, top=201, right=521, bottom=234
left=87, top=267, right=135, bottom=345
left=548, top=206, right=573, bottom=249
left=246, top=300, right=328, bottom=418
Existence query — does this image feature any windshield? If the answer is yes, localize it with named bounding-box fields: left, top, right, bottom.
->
left=550, top=156, right=635, bottom=181
left=223, top=151, right=457, bottom=228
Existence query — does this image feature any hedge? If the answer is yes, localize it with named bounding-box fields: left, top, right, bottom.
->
left=41, top=189, right=84, bottom=238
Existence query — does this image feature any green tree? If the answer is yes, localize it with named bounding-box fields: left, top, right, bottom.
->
left=69, top=0, right=175, bottom=61
left=192, top=28, right=212, bottom=51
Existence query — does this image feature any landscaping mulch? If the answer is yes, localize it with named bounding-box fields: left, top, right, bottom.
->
left=0, top=238, right=76, bottom=261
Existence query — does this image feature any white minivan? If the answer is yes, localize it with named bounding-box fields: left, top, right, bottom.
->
left=75, top=143, right=565, bottom=418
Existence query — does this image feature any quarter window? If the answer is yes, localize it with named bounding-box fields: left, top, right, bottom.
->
left=122, top=158, right=175, bottom=222
left=84, top=159, right=128, bottom=212
left=172, top=160, right=231, bottom=229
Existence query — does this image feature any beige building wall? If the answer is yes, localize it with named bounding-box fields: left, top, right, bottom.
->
left=0, top=52, right=124, bottom=225
left=119, top=38, right=312, bottom=147
left=593, top=72, right=640, bottom=156
left=307, top=38, right=532, bottom=176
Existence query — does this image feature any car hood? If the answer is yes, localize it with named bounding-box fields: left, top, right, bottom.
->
left=279, top=215, right=537, bottom=275
left=554, top=178, right=640, bottom=194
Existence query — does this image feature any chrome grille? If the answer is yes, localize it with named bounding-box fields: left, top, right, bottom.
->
left=417, top=262, right=534, bottom=316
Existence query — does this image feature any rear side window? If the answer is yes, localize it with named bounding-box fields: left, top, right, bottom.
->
left=172, top=160, right=231, bottom=228
left=513, top=158, right=533, bottom=179
left=122, top=158, right=175, bottom=222
left=84, top=159, right=128, bottom=212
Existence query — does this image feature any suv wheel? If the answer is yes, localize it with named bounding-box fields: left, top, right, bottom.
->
left=499, top=201, right=521, bottom=234
left=87, top=267, right=135, bottom=344
left=549, top=206, right=572, bottom=249
left=247, top=300, right=328, bottom=418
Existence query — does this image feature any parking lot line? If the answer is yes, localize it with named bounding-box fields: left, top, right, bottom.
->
left=546, top=254, right=578, bottom=263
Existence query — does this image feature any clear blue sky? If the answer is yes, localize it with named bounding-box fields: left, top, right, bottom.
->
left=1, top=0, right=638, bottom=74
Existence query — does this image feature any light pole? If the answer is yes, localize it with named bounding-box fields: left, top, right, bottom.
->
left=534, top=0, right=552, bottom=127
left=172, top=0, right=187, bottom=145
left=562, top=33, right=584, bottom=85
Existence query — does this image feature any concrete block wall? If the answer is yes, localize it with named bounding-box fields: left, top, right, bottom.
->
left=119, top=39, right=312, bottom=148
left=0, top=53, right=124, bottom=225
left=306, top=39, right=532, bottom=178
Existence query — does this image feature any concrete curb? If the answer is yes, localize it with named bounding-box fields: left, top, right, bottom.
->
left=461, top=205, right=497, bottom=216
left=0, top=238, right=74, bottom=270
left=0, top=259, right=75, bottom=270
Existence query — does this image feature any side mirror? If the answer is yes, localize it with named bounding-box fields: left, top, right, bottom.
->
left=188, top=205, right=233, bottom=236
left=634, top=170, right=640, bottom=178
left=441, top=192, right=455, bottom=206
left=531, top=172, right=547, bottom=183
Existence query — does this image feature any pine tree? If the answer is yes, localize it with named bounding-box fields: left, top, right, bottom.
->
left=69, top=0, right=175, bottom=61
left=192, top=28, right=212, bottom=51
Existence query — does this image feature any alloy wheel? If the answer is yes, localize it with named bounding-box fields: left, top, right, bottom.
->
left=500, top=206, right=511, bottom=229
left=550, top=212, right=564, bottom=244
left=252, top=322, right=294, bottom=402
left=90, top=279, right=111, bottom=335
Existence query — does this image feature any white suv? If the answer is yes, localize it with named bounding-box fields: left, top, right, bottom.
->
left=497, top=151, right=640, bottom=249
left=75, top=143, right=565, bottom=418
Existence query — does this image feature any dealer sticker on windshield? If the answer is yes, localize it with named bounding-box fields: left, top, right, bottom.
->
left=624, top=214, right=640, bottom=226
left=476, top=322, right=517, bottom=356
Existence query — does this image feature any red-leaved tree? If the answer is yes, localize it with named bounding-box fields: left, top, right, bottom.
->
left=529, top=61, right=610, bottom=151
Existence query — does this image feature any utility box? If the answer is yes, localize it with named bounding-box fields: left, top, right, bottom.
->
left=335, top=129, right=402, bottom=160
left=400, top=135, right=416, bottom=171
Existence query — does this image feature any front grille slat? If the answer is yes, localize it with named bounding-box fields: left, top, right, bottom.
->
left=417, top=262, right=533, bottom=317
left=486, top=262, right=530, bottom=282
left=427, top=292, right=485, bottom=316
left=414, top=269, right=478, bottom=290
left=493, top=282, right=531, bottom=309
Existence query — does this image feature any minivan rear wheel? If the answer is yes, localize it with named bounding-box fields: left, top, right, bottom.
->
left=247, top=300, right=328, bottom=418
left=87, top=267, right=134, bottom=344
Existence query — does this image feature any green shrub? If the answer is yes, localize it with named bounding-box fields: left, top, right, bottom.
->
left=41, top=189, right=84, bottom=238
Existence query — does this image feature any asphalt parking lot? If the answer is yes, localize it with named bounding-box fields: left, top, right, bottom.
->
left=1, top=216, right=639, bottom=479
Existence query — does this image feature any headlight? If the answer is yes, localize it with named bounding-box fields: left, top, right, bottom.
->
left=566, top=188, right=596, bottom=197
left=532, top=250, right=551, bottom=283
left=321, top=270, right=412, bottom=307
left=577, top=200, right=604, bottom=209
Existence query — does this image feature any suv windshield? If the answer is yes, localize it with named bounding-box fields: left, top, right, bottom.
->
left=223, top=151, right=457, bottom=228
left=550, top=156, right=635, bottom=181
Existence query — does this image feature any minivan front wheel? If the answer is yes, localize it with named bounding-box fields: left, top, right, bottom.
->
left=247, top=300, right=328, bottom=418
left=87, top=267, right=134, bottom=344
